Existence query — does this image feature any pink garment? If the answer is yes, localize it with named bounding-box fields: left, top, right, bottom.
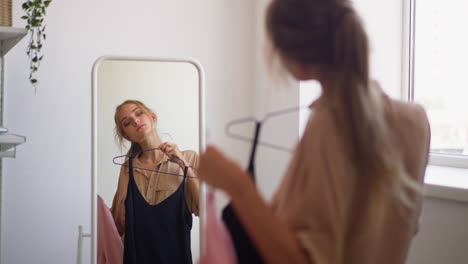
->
left=98, top=195, right=123, bottom=264
left=198, top=190, right=237, bottom=264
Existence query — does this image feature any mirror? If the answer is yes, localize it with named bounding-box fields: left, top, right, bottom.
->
left=91, top=56, right=205, bottom=264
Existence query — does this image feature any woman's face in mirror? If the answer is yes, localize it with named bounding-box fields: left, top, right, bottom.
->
left=118, top=103, right=156, bottom=142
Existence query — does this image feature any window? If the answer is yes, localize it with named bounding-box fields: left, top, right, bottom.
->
left=409, top=0, right=468, bottom=168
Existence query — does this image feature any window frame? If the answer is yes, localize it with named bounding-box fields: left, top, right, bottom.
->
left=402, top=0, right=468, bottom=170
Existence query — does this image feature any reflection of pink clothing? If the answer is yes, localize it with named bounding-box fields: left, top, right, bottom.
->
left=198, top=191, right=237, bottom=264
left=98, top=195, right=123, bottom=264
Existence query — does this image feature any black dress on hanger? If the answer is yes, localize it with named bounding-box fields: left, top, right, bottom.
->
left=124, top=157, right=193, bottom=264
left=222, top=121, right=265, bottom=264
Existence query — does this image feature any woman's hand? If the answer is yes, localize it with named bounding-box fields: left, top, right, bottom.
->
left=198, top=145, right=252, bottom=196
left=158, top=142, right=187, bottom=168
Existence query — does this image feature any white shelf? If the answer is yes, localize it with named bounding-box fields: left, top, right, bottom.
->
left=0, top=26, right=27, bottom=56
left=0, top=27, right=27, bottom=158
left=0, top=133, right=26, bottom=158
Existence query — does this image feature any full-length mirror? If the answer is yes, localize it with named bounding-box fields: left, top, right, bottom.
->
left=91, top=56, right=204, bottom=264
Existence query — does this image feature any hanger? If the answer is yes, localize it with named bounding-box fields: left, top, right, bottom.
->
left=225, top=105, right=310, bottom=152
left=112, top=147, right=197, bottom=178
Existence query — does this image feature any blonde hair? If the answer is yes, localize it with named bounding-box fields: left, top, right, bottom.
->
left=114, top=99, right=156, bottom=157
left=266, top=0, right=422, bottom=238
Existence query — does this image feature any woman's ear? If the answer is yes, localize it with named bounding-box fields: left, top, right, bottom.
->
left=152, top=112, right=157, bottom=123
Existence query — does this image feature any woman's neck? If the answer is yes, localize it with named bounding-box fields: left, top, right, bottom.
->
left=137, top=131, right=163, bottom=162
left=316, top=70, right=343, bottom=106
left=316, top=68, right=333, bottom=93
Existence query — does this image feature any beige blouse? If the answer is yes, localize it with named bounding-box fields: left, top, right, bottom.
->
left=271, top=92, right=430, bottom=264
left=111, top=150, right=199, bottom=237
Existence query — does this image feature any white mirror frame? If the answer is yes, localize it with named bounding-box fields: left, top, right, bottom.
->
left=89, top=56, right=206, bottom=264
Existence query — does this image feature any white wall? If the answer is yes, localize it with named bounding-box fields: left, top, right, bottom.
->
left=354, top=0, right=404, bottom=98
left=408, top=197, right=468, bottom=264
left=2, top=0, right=256, bottom=263
left=251, top=0, right=300, bottom=202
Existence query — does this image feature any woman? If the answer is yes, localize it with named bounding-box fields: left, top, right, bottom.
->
left=198, top=1, right=430, bottom=264
left=110, top=99, right=199, bottom=264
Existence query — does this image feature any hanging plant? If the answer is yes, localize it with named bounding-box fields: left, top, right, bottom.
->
left=21, top=0, right=52, bottom=92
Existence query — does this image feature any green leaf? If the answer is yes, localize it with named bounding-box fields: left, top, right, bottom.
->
left=23, top=0, right=50, bottom=90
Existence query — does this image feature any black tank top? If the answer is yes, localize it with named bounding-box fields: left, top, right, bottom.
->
left=222, top=122, right=265, bottom=263
left=124, top=157, right=193, bottom=264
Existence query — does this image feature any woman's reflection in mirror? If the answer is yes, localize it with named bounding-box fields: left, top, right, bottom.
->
left=111, top=99, right=199, bottom=264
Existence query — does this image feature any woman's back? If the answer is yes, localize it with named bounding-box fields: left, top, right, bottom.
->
left=271, top=92, right=430, bottom=264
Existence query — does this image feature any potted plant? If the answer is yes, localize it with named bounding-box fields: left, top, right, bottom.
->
left=21, top=0, right=51, bottom=92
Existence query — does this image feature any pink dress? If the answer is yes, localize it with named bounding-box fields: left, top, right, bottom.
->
left=98, top=195, right=123, bottom=264
left=198, top=190, right=237, bottom=264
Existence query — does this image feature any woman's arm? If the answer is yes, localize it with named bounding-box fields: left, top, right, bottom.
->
left=184, top=151, right=200, bottom=216
left=184, top=150, right=200, bottom=207
left=186, top=168, right=200, bottom=214
left=199, top=146, right=308, bottom=264
left=185, top=152, right=200, bottom=215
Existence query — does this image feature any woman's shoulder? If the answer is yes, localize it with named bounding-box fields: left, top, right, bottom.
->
left=385, top=95, right=430, bottom=132
left=371, top=80, right=428, bottom=127
left=384, top=96, right=431, bottom=163
left=181, top=150, right=200, bottom=166
left=117, top=159, right=130, bottom=176
left=181, top=149, right=199, bottom=158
